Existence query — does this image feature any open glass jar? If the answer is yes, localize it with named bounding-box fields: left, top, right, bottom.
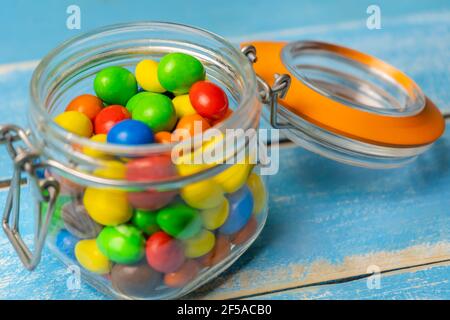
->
left=0, top=21, right=445, bottom=299
left=0, top=23, right=268, bottom=299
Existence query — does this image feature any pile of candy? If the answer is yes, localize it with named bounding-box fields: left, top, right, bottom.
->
left=49, top=52, right=266, bottom=297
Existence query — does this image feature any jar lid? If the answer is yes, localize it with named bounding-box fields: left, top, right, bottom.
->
left=242, top=41, right=445, bottom=168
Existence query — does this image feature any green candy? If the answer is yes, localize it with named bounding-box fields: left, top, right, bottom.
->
left=94, top=66, right=138, bottom=106
left=157, top=53, right=205, bottom=94
left=125, top=92, right=150, bottom=113
left=131, top=93, right=176, bottom=132
left=132, top=209, right=160, bottom=236
left=96, top=225, right=145, bottom=264
left=156, top=203, right=202, bottom=240
left=41, top=194, right=71, bottom=234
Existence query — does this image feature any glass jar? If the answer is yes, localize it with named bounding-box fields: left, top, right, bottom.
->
left=0, top=22, right=268, bottom=299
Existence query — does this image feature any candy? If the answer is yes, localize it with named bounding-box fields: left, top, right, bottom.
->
left=61, top=201, right=102, bottom=239
left=126, top=155, right=177, bottom=210
left=75, top=239, right=112, bottom=274
left=94, top=66, right=138, bottom=105
left=198, top=235, right=231, bottom=267
left=135, top=59, right=165, bottom=93
left=83, top=187, right=132, bottom=226
left=164, top=260, right=200, bottom=288
left=125, top=91, right=149, bottom=113
left=211, top=109, right=233, bottom=126
left=173, top=114, right=210, bottom=140
left=131, top=93, right=176, bottom=132
left=246, top=173, right=266, bottom=215
left=55, top=229, right=79, bottom=261
left=41, top=193, right=71, bottom=234
left=231, top=216, right=257, bottom=245
left=219, top=185, right=254, bottom=235
left=157, top=52, right=205, bottom=94
left=181, top=179, right=225, bottom=209
left=54, top=111, right=93, bottom=137
left=94, top=160, right=127, bottom=179
left=156, top=203, right=202, bottom=240
left=66, top=94, right=104, bottom=121
left=213, top=161, right=253, bottom=193
left=111, top=261, right=162, bottom=297
left=97, top=225, right=145, bottom=264
left=200, top=199, right=229, bottom=230
left=132, top=209, right=160, bottom=236
left=172, top=94, right=197, bottom=118
left=83, top=134, right=110, bottom=159
left=184, top=229, right=215, bottom=258
left=94, top=105, right=131, bottom=134
left=189, top=81, right=228, bottom=120
left=154, top=131, right=173, bottom=144
left=146, top=231, right=185, bottom=273
left=107, top=119, right=154, bottom=145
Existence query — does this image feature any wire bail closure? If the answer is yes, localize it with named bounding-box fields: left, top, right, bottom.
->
left=0, top=125, right=59, bottom=270
left=241, top=45, right=293, bottom=129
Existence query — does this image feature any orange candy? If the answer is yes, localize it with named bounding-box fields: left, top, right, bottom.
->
left=164, top=260, right=200, bottom=288
left=231, top=216, right=257, bottom=245
left=198, top=235, right=231, bottom=267
left=173, top=114, right=210, bottom=140
left=211, top=109, right=233, bottom=126
left=155, top=131, right=173, bottom=144
left=66, top=94, right=104, bottom=121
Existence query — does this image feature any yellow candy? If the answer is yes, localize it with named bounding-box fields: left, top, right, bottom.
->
left=201, top=198, right=229, bottom=230
left=93, top=160, right=126, bottom=179
left=83, top=134, right=110, bottom=159
left=246, top=173, right=266, bottom=215
left=75, top=239, right=111, bottom=274
left=83, top=187, right=132, bottom=225
left=213, top=161, right=253, bottom=193
left=181, top=179, right=225, bottom=209
left=54, top=111, right=93, bottom=137
left=172, top=94, right=197, bottom=119
left=135, top=59, right=165, bottom=93
left=184, top=229, right=215, bottom=258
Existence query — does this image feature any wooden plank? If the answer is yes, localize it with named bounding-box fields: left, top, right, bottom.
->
left=253, top=263, right=450, bottom=300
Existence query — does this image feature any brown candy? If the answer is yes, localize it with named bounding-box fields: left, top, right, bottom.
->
left=164, top=260, right=200, bottom=288
left=198, top=235, right=231, bottom=267
left=111, top=260, right=162, bottom=297
left=62, top=201, right=102, bottom=239
left=231, top=216, right=257, bottom=245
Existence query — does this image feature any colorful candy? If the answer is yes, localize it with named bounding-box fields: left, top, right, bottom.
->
left=189, top=81, right=229, bottom=120
left=107, top=119, right=154, bottom=145
left=83, top=187, right=132, bottom=226
left=54, top=111, right=93, bottom=137
left=231, top=216, right=257, bottom=245
left=158, top=52, right=205, bottom=94
left=83, top=134, right=110, bottom=159
left=55, top=229, right=79, bottom=261
left=132, top=209, right=160, bottom=236
left=131, top=93, right=177, bottom=132
left=146, top=231, right=185, bottom=273
left=94, top=105, right=130, bottom=134
left=213, top=161, right=253, bottom=193
left=156, top=203, right=202, bottom=240
left=61, top=201, right=102, bottom=239
left=184, top=229, right=215, bottom=258
left=135, top=59, right=165, bottom=93
left=164, top=260, right=200, bottom=288
left=246, top=173, right=266, bottom=215
left=111, top=261, right=162, bottom=297
left=94, top=66, right=138, bottom=106
left=219, top=185, right=254, bottom=235
left=181, top=179, right=225, bottom=210
left=97, top=225, right=145, bottom=264
left=172, top=94, right=197, bottom=118
left=66, top=94, right=104, bottom=121
left=154, top=131, right=173, bottom=144
left=75, top=239, right=112, bottom=274
left=126, top=155, right=177, bottom=210
left=173, top=114, right=211, bottom=140
left=199, top=235, right=231, bottom=267
left=200, top=199, right=229, bottom=230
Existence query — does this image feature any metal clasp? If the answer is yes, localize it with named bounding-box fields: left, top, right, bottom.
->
left=241, top=45, right=293, bottom=129
left=0, top=125, right=59, bottom=270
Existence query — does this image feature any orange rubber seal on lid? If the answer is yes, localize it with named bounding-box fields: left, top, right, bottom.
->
left=243, top=41, right=445, bottom=147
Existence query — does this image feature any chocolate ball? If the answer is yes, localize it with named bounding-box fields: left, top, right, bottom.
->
left=111, top=261, right=162, bottom=297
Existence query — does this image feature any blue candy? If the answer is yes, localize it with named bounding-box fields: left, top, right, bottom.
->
left=55, top=229, right=79, bottom=261
left=107, top=119, right=154, bottom=145
left=219, top=185, right=254, bottom=235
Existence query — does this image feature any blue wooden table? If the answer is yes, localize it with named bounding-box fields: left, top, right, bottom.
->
left=0, top=0, right=449, bottom=299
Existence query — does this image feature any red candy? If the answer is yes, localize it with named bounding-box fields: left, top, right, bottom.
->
left=126, top=155, right=177, bottom=210
left=94, top=105, right=130, bottom=134
left=189, top=81, right=228, bottom=120
left=146, top=231, right=185, bottom=273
